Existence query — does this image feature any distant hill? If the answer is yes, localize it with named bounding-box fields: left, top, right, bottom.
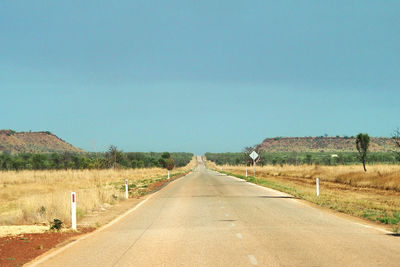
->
left=0, top=130, right=84, bottom=154
left=257, top=136, right=397, bottom=153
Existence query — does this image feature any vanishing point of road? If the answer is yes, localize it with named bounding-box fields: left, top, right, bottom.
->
left=32, top=158, right=400, bottom=266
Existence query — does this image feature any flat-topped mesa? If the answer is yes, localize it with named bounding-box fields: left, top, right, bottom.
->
left=0, top=130, right=84, bottom=154
left=257, top=136, right=396, bottom=153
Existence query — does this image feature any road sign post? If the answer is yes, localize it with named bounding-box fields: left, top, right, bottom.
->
left=249, top=151, right=259, bottom=177
left=71, top=192, right=77, bottom=230
left=125, top=179, right=129, bottom=199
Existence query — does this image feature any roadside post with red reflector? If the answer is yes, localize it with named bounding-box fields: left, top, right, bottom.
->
left=125, top=179, right=129, bottom=199
left=71, top=192, right=77, bottom=230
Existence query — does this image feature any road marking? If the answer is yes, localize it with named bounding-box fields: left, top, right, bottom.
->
left=353, top=222, right=391, bottom=234
left=221, top=172, right=394, bottom=235
left=230, top=223, right=235, bottom=227
left=236, top=233, right=242, bottom=239
left=225, top=213, right=229, bottom=217
left=248, top=255, right=258, bottom=265
left=29, top=196, right=153, bottom=266
left=27, top=173, right=181, bottom=267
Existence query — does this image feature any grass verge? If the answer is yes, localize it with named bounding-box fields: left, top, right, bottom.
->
left=0, top=158, right=196, bottom=226
left=211, top=166, right=400, bottom=232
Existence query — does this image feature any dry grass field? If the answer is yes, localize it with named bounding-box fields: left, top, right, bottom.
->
left=0, top=158, right=196, bottom=226
left=207, top=161, right=400, bottom=229
left=220, top=164, right=400, bottom=191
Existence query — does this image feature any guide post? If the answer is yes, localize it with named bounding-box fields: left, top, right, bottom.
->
left=125, top=179, right=129, bottom=199
left=71, top=192, right=77, bottom=230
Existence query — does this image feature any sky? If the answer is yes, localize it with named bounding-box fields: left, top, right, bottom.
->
left=1, top=1, right=399, bottom=154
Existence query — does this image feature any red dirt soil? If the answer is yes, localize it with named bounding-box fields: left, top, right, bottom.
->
left=0, top=172, right=189, bottom=266
left=0, top=228, right=95, bottom=267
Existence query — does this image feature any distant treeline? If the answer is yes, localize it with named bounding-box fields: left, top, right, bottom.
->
left=205, top=152, right=400, bottom=166
left=0, top=152, right=193, bottom=171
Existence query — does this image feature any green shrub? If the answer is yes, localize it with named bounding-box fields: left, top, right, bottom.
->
left=50, top=218, right=63, bottom=231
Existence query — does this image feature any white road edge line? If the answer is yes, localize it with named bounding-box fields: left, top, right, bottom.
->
left=27, top=177, right=176, bottom=266
left=248, top=255, right=258, bottom=265
left=226, top=175, right=291, bottom=198
left=353, top=222, right=391, bottom=234
left=223, top=172, right=392, bottom=234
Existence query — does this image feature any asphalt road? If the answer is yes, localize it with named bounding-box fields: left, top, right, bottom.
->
left=33, top=161, right=400, bottom=266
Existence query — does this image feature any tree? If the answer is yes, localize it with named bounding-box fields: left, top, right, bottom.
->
left=242, top=146, right=261, bottom=166
left=12, top=156, right=25, bottom=170
left=105, top=145, right=123, bottom=169
left=159, top=152, right=170, bottom=168
left=393, top=128, right=400, bottom=162
left=161, top=152, right=171, bottom=159
left=305, top=154, right=312, bottom=165
left=49, top=153, right=61, bottom=169
left=31, top=154, right=48, bottom=170
left=159, top=152, right=175, bottom=170
left=165, top=158, right=175, bottom=170
left=356, top=133, right=370, bottom=172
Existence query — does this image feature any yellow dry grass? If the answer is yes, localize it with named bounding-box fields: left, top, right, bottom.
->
left=210, top=163, right=400, bottom=191
left=207, top=161, right=400, bottom=226
left=0, top=158, right=196, bottom=226
left=0, top=225, right=50, bottom=237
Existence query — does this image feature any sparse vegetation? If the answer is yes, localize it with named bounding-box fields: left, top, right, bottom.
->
left=0, top=150, right=193, bottom=171
left=207, top=161, right=400, bottom=191
left=165, top=158, right=175, bottom=170
left=356, top=133, right=370, bottom=172
left=49, top=219, right=63, bottom=231
left=257, top=136, right=396, bottom=153
left=105, top=145, right=122, bottom=169
left=205, top=151, right=398, bottom=166
left=206, top=161, right=400, bottom=226
left=393, top=128, right=400, bottom=162
left=0, top=130, right=83, bottom=154
left=0, top=158, right=196, bottom=225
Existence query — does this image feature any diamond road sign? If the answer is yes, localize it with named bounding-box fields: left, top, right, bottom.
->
left=249, top=151, right=259, bottom=160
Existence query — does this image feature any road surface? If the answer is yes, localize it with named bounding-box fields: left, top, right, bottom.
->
left=32, top=161, right=400, bottom=266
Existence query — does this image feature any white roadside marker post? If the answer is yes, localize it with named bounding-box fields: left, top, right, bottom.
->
left=168, top=170, right=170, bottom=179
left=246, top=168, right=248, bottom=178
left=71, top=192, right=77, bottom=230
left=316, top=178, right=320, bottom=197
left=125, top=179, right=129, bottom=199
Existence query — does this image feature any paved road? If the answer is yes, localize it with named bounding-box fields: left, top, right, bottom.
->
left=33, top=161, right=400, bottom=266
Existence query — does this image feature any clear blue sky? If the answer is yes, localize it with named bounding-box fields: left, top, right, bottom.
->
left=1, top=1, right=399, bottom=154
